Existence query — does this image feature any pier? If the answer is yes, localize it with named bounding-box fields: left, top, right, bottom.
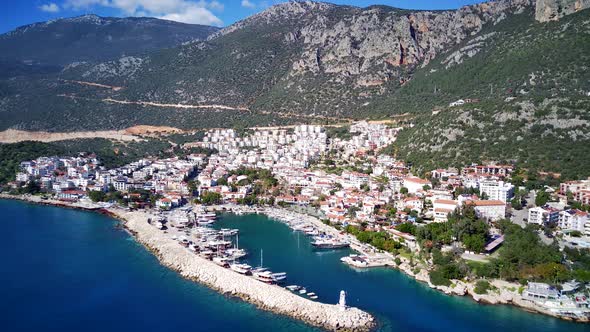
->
left=115, top=209, right=375, bottom=331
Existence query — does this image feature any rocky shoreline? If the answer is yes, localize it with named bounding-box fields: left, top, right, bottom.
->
left=0, top=195, right=375, bottom=331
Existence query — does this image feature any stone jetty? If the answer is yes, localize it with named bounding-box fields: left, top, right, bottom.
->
left=113, top=209, right=376, bottom=331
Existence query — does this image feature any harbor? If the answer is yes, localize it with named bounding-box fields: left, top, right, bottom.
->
left=112, top=207, right=375, bottom=331
left=4, top=197, right=590, bottom=332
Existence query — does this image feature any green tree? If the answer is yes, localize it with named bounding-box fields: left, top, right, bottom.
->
left=88, top=190, right=106, bottom=202
left=511, top=197, right=522, bottom=210
left=199, top=191, right=222, bottom=205
left=535, top=190, right=550, bottom=206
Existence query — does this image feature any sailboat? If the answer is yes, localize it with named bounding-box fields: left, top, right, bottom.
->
left=252, top=249, right=287, bottom=284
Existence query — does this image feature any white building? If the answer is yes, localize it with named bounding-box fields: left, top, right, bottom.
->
left=479, top=180, right=514, bottom=202
left=432, top=199, right=459, bottom=223
left=528, top=206, right=560, bottom=225
left=403, top=177, right=431, bottom=194
left=468, top=200, right=506, bottom=221
left=559, top=209, right=589, bottom=234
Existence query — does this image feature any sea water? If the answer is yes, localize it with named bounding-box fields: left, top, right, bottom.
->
left=1, top=200, right=587, bottom=332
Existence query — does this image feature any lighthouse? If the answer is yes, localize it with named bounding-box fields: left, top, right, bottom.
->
left=338, top=290, right=346, bottom=311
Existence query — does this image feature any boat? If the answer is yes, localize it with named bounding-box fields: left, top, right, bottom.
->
left=206, top=240, right=232, bottom=249
left=253, top=270, right=275, bottom=283
left=271, top=272, right=287, bottom=282
left=309, top=295, right=318, bottom=300
left=195, top=211, right=217, bottom=219
left=307, top=292, right=316, bottom=297
left=286, top=285, right=302, bottom=292
left=220, top=228, right=239, bottom=236
left=291, top=223, right=309, bottom=231
left=299, top=288, right=307, bottom=294
left=212, top=256, right=230, bottom=268
left=197, top=219, right=215, bottom=226
left=179, top=238, right=190, bottom=247
left=188, top=244, right=199, bottom=252
left=226, top=248, right=247, bottom=259
left=199, top=250, right=214, bottom=259
left=311, top=236, right=350, bottom=249
left=253, top=249, right=287, bottom=283
left=230, top=263, right=252, bottom=275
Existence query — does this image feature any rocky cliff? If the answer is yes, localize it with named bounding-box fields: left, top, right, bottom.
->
left=535, top=0, right=590, bottom=21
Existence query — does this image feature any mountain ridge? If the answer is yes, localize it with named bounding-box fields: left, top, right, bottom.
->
left=0, top=14, right=219, bottom=66
left=0, top=0, right=589, bottom=177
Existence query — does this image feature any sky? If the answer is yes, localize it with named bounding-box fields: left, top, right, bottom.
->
left=0, top=0, right=486, bottom=33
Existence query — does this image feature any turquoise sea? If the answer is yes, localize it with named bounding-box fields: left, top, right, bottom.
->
left=1, top=199, right=587, bottom=332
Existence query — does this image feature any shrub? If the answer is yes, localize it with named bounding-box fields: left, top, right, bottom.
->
left=474, top=280, right=491, bottom=294
left=429, top=270, right=452, bottom=286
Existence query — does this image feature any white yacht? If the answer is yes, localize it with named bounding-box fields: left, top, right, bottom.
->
left=220, top=228, right=239, bottom=236
left=230, top=263, right=252, bottom=275
left=212, top=256, right=230, bottom=268
left=226, top=248, right=247, bottom=259
left=311, top=236, right=350, bottom=249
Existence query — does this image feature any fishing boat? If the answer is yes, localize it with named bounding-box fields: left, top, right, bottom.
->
left=230, top=263, right=252, bottom=275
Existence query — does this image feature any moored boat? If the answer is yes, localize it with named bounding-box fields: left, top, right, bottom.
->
left=230, top=263, right=252, bottom=275
left=311, top=236, right=350, bottom=249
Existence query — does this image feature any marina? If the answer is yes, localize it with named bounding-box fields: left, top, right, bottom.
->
left=3, top=198, right=590, bottom=332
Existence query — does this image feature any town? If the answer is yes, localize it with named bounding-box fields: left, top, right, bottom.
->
left=4, top=121, right=590, bottom=320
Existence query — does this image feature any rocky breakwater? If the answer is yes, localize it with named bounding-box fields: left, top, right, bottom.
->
left=115, top=209, right=375, bottom=331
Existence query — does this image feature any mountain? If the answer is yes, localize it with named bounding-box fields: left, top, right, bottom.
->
left=0, top=0, right=589, bottom=177
left=0, top=14, right=219, bottom=67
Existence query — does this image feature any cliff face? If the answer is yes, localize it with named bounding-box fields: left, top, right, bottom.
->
left=535, top=0, right=590, bottom=21
left=251, top=0, right=534, bottom=87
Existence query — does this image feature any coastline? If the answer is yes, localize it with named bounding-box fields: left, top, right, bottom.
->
left=0, top=194, right=375, bottom=331
left=2, top=194, right=588, bottom=324
left=217, top=204, right=590, bottom=324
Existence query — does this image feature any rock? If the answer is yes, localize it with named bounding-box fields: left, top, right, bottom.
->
left=535, top=0, right=590, bottom=22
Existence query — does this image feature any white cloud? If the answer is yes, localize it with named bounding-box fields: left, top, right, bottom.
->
left=158, top=5, right=223, bottom=25
left=63, top=0, right=223, bottom=26
left=241, top=0, right=256, bottom=9
left=39, top=2, right=60, bottom=12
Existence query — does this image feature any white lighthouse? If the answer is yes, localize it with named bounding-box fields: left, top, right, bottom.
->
left=338, top=290, right=346, bottom=311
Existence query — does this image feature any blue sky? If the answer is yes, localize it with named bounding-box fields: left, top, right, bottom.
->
left=1, top=0, right=486, bottom=33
